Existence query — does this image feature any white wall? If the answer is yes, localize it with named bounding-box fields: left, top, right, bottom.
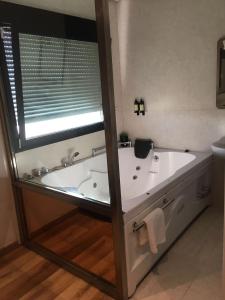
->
left=117, top=0, right=225, bottom=151
left=109, top=1, right=124, bottom=134
left=3, top=0, right=96, bottom=19
left=0, top=117, right=19, bottom=249
left=114, top=0, right=225, bottom=207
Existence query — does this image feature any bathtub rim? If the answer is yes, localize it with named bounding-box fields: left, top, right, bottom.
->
left=122, top=148, right=212, bottom=223
left=23, top=147, right=212, bottom=220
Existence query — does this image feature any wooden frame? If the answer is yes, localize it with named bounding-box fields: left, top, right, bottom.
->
left=0, top=0, right=128, bottom=299
left=95, top=1, right=128, bottom=299
left=216, top=36, right=225, bottom=109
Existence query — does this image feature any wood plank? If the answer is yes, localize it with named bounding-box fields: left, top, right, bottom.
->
left=0, top=259, right=58, bottom=299
left=0, top=247, right=114, bottom=300
left=32, top=210, right=116, bottom=284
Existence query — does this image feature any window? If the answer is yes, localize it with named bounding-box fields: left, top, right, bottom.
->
left=19, top=33, right=103, bottom=140
left=0, top=4, right=104, bottom=151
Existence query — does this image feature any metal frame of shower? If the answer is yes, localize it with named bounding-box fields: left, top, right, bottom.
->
left=0, top=0, right=128, bottom=299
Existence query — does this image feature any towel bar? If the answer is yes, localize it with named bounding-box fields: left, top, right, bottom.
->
left=132, top=197, right=176, bottom=232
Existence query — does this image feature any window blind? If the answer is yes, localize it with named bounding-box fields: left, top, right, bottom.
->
left=19, top=33, right=103, bottom=123
left=1, top=26, right=19, bottom=129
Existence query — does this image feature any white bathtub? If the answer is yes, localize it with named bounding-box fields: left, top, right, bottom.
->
left=41, top=153, right=110, bottom=203
left=121, top=148, right=212, bottom=297
left=41, top=147, right=208, bottom=210
left=119, top=150, right=196, bottom=200
left=41, top=147, right=212, bottom=296
left=119, top=148, right=196, bottom=210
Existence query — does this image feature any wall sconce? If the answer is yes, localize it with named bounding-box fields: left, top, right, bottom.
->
left=134, top=98, right=145, bottom=116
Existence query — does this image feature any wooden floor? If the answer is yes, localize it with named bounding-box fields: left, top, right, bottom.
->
left=32, top=210, right=116, bottom=284
left=0, top=207, right=223, bottom=300
left=0, top=246, right=113, bottom=300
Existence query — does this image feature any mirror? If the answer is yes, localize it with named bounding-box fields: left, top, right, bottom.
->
left=217, top=37, right=225, bottom=108
left=0, top=0, right=116, bottom=290
left=22, top=188, right=116, bottom=284
left=0, top=0, right=111, bottom=206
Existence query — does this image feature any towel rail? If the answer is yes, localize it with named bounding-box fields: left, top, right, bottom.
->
left=132, top=197, right=176, bottom=232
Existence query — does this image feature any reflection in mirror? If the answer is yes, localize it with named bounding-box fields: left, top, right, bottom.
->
left=217, top=37, right=225, bottom=108
left=0, top=0, right=116, bottom=292
left=19, top=33, right=103, bottom=139
left=15, top=134, right=110, bottom=204
left=0, top=0, right=111, bottom=205
left=23, top=188, right=116, bottom=284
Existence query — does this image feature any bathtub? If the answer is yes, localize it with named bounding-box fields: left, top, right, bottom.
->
left=41, top=147, right=212, bottom=297
left=41, top=147, right=211, bottom=212
left=41, top=153, right=110, bottom=204
left=120, top=148, right=212, bottom=297
left=119, top=148, right=212, bottom=218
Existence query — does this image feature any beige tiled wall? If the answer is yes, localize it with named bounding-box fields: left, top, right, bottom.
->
left=113, top=0, right=225, bottom=207
left=15, top=131, right=106, bottom=177
left=109, top=0, right=124, bottom=135
left=0, top=118, right=19, bottom=249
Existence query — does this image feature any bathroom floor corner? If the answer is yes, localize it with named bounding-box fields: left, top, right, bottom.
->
left=131, top=206, right=224, bottom=300
left=0, top=206, right=223, bottom=300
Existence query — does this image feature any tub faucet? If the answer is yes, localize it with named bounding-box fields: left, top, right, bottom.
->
left=150, top=140, right=154, bottom=150
left=150, top=140, right=155, bottom=158
left=68, top=152, right=80, bottom=165
left=61, top=152, right=80, bottom=167
left=71, top=152, right=80, bottom=164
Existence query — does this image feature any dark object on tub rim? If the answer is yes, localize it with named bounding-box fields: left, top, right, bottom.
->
left=134, top=139, right=153, bottom=159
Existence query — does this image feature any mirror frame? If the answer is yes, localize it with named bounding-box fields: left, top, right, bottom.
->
left=95, top=1, right=128, bottom=298
left=217, top=36, right=225, bottom=108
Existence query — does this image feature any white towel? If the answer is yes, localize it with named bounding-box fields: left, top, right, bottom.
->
left=142, top=208, right=166, bottom=254
left=138, top=226, right=149, bottom=246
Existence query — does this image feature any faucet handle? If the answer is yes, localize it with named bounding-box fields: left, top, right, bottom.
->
left=31, top=167, right=49, bottom=177
left=72, top=152, right=80, bottom=158
left=70, top=152, right=80, bottom=163
left=22, top=173, right=33, bottom=180
left=61, top=157, right=69, bottom=167
left=32, top=168, right=42, bottom=177
left=40, top=167, right=49, bottom=175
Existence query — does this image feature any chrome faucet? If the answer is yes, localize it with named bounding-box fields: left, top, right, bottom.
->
left=150, top=140, right=154, bottom=150
left=149, top=141, right=159, bottom=161
left=61, top=151, right=80, bottom=167
left=70, top=152, right=80, bottom=164
left=150, top=140, right=155, bottom=158
left=31, top=167, right=49, bottom=177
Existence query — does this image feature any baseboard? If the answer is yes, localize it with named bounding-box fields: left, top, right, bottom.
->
left=0, top=241, right=20, bottom=257
left=29, top=207, right=79, bottom=239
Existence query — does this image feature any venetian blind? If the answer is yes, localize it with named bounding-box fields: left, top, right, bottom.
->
left=1, top=26, right=19, bottom=128
left=19, top=33, right=103, bottom=123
